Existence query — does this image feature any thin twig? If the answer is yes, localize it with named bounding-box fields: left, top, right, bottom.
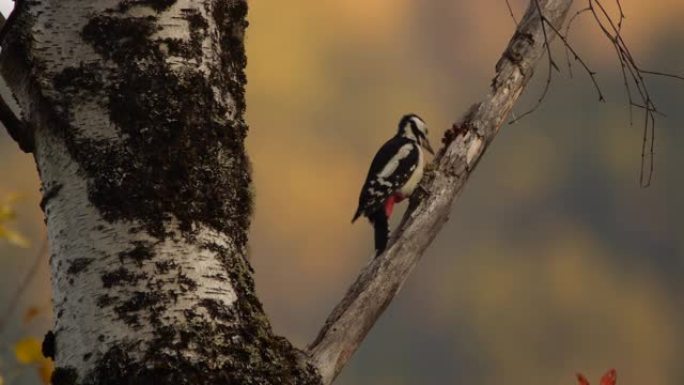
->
left=562, top=7, right=591, bottom=77
left=544, top=17, right=605, bottom=101
left=509, top=0, right=560, bottom=124
left=505, top=0, right=519, bottom=25
left=588, top=0, right=661, bottom=186
left=639, top=69, right=684, bottom=81
left=615, top=0, right=625, bottom=31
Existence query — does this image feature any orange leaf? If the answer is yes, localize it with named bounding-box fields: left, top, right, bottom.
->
left=600, top=369, right=617, bottom=385
left=37, top=359, right=55, bottom=385
left=14, top=337, right=43, bottom=364
left=577, top=373, right=591, bottom=385
left=23, top=306, right=41, bottom=324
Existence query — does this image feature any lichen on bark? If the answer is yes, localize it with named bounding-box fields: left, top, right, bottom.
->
left=0, top=1, right=322, bottom=384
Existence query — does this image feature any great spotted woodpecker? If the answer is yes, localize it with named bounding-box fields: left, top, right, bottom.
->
left=352, top=114, right=434, bottom=255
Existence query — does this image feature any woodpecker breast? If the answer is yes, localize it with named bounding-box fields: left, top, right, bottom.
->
left=397, top=145, right=424, bottom=198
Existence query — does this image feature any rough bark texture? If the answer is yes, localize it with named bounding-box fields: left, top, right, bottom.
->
left=307, top=1, right=574, bottom=383
left=0, top=1, right=319, bottom=384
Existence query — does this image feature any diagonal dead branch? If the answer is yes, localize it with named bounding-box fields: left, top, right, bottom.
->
left=0, top=87, right=31, bottom=152
left=305, top=1, right=574, bottom=383
left=0, top=9, right=32, bottom=153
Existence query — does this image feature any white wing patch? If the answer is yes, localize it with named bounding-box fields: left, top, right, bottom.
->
left=378, top=143, right=414, bottom=178
left=398, top=147, right=424, bottom=197
left=377, top=179, right=393, bottom=187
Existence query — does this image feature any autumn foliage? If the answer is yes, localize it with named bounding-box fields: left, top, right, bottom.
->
left=577, top=369, right=617, bottom=385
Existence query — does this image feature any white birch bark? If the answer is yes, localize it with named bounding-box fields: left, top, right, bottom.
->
left=1, top=1, right=319, bottom=383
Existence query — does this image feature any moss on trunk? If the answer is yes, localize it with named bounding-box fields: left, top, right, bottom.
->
left=1, top=1, right=322, bottom=384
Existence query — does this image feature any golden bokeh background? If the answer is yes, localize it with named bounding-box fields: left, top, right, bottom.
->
left=1, top=1, right=684, bottom=384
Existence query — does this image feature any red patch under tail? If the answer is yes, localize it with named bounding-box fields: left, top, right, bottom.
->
left=384, top=195, right=396, bottom=217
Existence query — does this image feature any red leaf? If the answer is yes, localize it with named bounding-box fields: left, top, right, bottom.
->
left=600, top=369, right=617, bottom=385
left=577, top=373, right=591, bottom=385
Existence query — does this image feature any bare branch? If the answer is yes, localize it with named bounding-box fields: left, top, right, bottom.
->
left=588, top=0, right=661, bottom=186
left=614, top=0, right=625, bottom=31
left=562, top=6, right=591, bottom=77
left=543, top=13, right=605, bottom=102
left=306, top=1, right=574, bottom=383
left=0, top=6, right=33, bottom=154
left=639, top=69, right=684, bottom=81
left=504, top=0, right=519, bottom=26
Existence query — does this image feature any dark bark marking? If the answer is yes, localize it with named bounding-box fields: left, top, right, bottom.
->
left=66, top=258, right=94, bottom=276
left=42, top=330, right=56, bottom=360
left=51, top=367, right=78, bottom=385
left=117, top=0, right=177, bottom=13
left=39, top=183, right=63, bottom=212
left=53, top=64, right=104, bottom=95
left=113, top=291, right=166, bottom=328
left=154, top=259, right=177, bottom=274
left=198, top=298, right=235, bottom=322
left=117, top=242, right=154, bottom=267
left=96, top=294, right=118, bottom=308
left=101, top=267, right=148, bottom=289
left=162, top=9, right=209, bottom=59
left=212, top=1, right=249, bottom=116
left=176, top=269, right=198, bottom=293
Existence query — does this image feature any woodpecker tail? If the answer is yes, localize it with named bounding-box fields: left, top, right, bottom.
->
left=351, top=206, right=363, bottom=223
left=368, top=209, right=389, bottom=256
left=351, top=212, right=360, bottom=223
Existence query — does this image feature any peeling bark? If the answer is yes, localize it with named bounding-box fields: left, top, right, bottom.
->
left=0, top=1, right=318, bottom=384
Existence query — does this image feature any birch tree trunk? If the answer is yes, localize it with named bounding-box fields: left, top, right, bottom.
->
left=0, top=1, right=319, bottom=384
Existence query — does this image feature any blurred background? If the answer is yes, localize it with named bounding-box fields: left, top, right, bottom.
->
left=1, top=0, right=683, bottom=384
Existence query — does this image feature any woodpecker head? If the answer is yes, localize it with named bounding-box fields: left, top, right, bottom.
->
left=398, top=114, right=434, bottom=155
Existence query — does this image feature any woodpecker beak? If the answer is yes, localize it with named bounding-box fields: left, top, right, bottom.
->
left=423, top=137, right=435, bottom=155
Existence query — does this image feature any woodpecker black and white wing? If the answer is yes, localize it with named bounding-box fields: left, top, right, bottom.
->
left=352, top=137, right=420, bottom=221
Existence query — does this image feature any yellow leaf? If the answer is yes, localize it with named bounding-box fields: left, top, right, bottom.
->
left=5, top=228, right=30, bottom=248
left=14, top=337, right=43, bottom=364
left=0, top=372, right=4, bottom=385
left=0, top=224, right=30, bottom=248
left=37, top=358, right=54, bottom=385
left=0, top=193, right=21, bottom=221
left=0, top=205, right=14, bottom=221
